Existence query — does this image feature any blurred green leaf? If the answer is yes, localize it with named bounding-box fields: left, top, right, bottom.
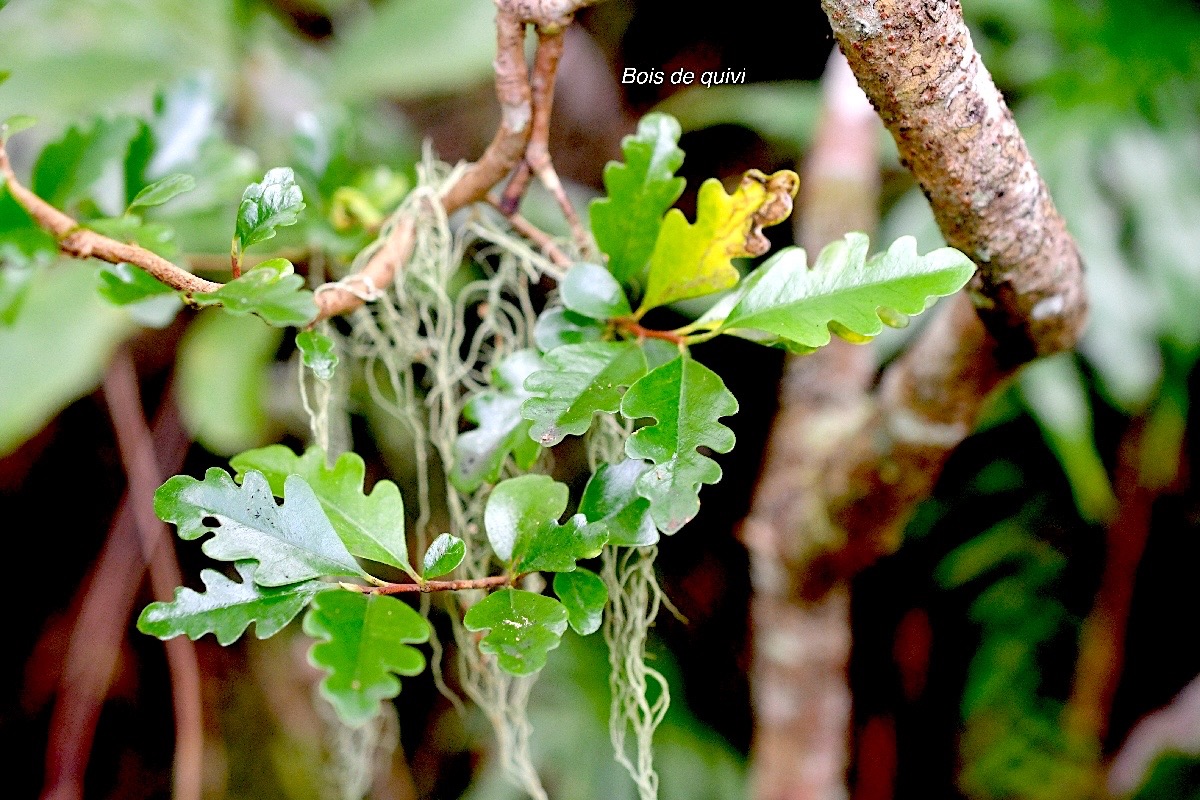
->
left=176, top=309, right=281, bottom=456
left=1, top=114, right=36, bottom=142
left=463, top=589, right=569, bottom=677
left=0, top=262, right=130, bottom=455
left=295, top=329, right=338, bottom=380
left=128, top=172, right=195, bottom=211
left=304, top=590, right=430, bottom=727
left=326, top=0, right=498, bottom=102
left=138, top=562, right=324, bottom=645
left=533, top=307, right=605, bottom=352
left=452, top=349, right=544, bottom=492
left=32, top=115, right=145, bottom=215
left=653, top=81, right=822, bottom=154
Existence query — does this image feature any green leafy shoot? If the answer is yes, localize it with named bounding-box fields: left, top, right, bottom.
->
left=138, top=562, right=324, bottom=645
left=127, top=172, right=195, bottom=212
left=553, top=569, right=608, bottom=636
left=296, top=329, right=339, bottom=380
left=192, top=257, right=318, bottom=327
left=590, top=113, right=686, bottom=292
left=230, top=445, right=412, bottom=576
left=304, top=590, right=430, bottom=727
left=451, top=349, right=544, bottom=492
left=708, top=233, right=976, bottom=348
left=234, top=167, right=305, bottom=253
left=462, top=589, right=569, bottom=676
left=155, top=468, right=367, bottom=586
left=621, top=354, right=738, bottom=534
left=422, top=533, right=465, bottom=579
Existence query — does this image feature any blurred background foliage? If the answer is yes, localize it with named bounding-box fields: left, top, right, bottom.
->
left=2, top=0, right=1200, bottom=798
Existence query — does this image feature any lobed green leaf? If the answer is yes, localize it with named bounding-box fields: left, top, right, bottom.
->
left=296, top=330, right=339, bottom=380
left=579, top=458, right=659, bottom=547
left=230, top=445, right=410, bottom=574
left=553, top=569, right=608, bottom=636
left=304, top=590, right=430, bottom=727
left=717, top=233, right=976, bottom=347
left=192, top=258, right=318, bottom=328
left=484, top=474, right=568, bottom=564
left=559, top=262, right=632, bottom=320
left=462, top=589, right=569, bottom=676
left=533, top=307, right=605, bottom=352
left=621, top=355, right=738, bottom=534
left=138, top=562, right=324, bottom=646
left=235, top=167, right=305, bottom=250
left=590, top=113, right=686, bottom=291
left=155, top=468, right=366, bottom=586
left=127, top=172, right=195, bottom=211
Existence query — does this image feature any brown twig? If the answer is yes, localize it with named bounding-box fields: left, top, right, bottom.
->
left=486, top=193, right=573, bottom=268
left=357, top=575, right=514, bottom=595
left=40, top=383, right=193, bottom=800
left=102, top=352, right=204, bottom=800
left=613, top=316, right=687, bottom=346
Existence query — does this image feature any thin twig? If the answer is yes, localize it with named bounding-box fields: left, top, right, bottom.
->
left=486, top=193, right=572, bottom=267
left=356, top=575, right=514, bottom=595
left=102, top=352, right=204, bottom=800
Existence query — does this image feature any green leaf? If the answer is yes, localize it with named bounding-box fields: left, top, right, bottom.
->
left=462, top=589, right=569, bottom=676
left=579, top=458, right=659, bottom=547
left=590, top=113, right=686, bottom=289
left=296, top=330, right=338, bottom=380
left=177, top=310, right=281, bottom=456
left=230, top=445, right=411, bottom=573
left=1, top=114, right=36, bottom=142
left=523, top=341, right=657, bottom=447
left=621, top=355, right=738, bottom=534
left=484, top=474, right=568, bottom=564
left=513, top=513, right=603, bottom=574
left=137, top=562, right=324, bottom=646
left=192, top=258, right=318, bottom=327
left=97, top=263, right=174, bottom=305
left=32, top=116, right=144, bottom=214
left=155, top=468, right=367, bottom=586
left=304, top=590, right=430, bottom=727
left=718, top=233, right=975, bottom=347
left=560, top=262, right=632, bottom=320
left=422, top=533, right=465, bottom=579
left=637, top=169, right=797, bottom=313
left=533, top=307, right=604, bottom=352
left=127, top=172, right=195, bottom=211
left=451, top=349, right=544, bottom=492
left=235, top=167, right=305, bottom=251
left=86, top=214, right=178, bottom=258
left=0, top=262, right=35, bottom=326
left=553, top=569, right=608, bottom=636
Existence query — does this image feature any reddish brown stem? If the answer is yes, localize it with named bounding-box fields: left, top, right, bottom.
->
left=486, top=193, right=573, bottom=268
left=614, top=317, right=687, bottom=346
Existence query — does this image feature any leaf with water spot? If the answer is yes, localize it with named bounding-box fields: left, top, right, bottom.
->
left=463, top=589, right=569, bottom=676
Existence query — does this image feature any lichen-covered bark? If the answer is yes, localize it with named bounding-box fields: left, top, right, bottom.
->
left=821, top=0, right=1086, bottom=363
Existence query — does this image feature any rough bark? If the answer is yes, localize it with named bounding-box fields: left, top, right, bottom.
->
left=821, top=0, right=1086, bottom=363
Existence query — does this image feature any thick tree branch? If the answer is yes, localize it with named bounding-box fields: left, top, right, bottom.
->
left=822, top=0, right=1087, bottom=362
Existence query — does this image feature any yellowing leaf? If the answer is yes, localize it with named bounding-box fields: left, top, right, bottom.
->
left=637, top=168, right=798, bottom=315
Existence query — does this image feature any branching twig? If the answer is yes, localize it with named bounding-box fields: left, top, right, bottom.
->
left=486, top=193, right=572, bottom=267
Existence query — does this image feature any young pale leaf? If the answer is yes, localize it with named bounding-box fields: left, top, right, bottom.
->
left=97, top=263, right=174, bottom=305
left=192, top=258, right=318, bottom=328
left=296, top=330, right=338, bottom=380
left=155, top=468, right=366, bottom=586
left=236, top=167, right=305, bottom=250
left=559, top=262, right=632, bottom=320
left=719, top=233, right=976, bottom=347
left=451, top=349, right=544, bottom=492
left=230, top=445, right=410, bottom=574
left=554, top=569, right=608, bottom=636
left=637, top=169, right=798, bottom=314
left=127, top=173, right=195, bottom=211
left=138, top=562, right=324, bottom=646
left=579, top=458, right=659, bottom=547
left=523, top=341, right=656, bottom=447
left=533, top=307, right=605, bottom=352
left=590, top=113, right=686, bottom=289
left=621, top=355, right=738, bottom=534
left=422, top=533, right=465, bottom=579
left=304, top=590, right=430, bottom=727
left=484, top=474, right=568, bottom=564
left=463, top=589, right=569, bottom=676
left=512, top=513, right=604, bottom=574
